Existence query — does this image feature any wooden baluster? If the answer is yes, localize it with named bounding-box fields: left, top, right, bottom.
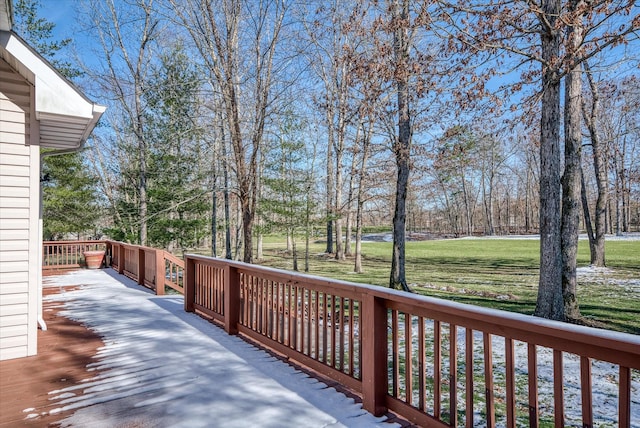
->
left=466, top=328, right=474, bottom=428
left=619, top=366, right=631, bottom=428
left=348, top=298, right=355, bottom=376
left=276, top=281, right=281, bottom=340
left=303, top=289, right=309, bottom=355
left=528, top=343, right=539, bottom=428
left=553, top=350, right=564, bottom=428
left=405, top=313, right=413, bottom=405
left=322, top=292, right=328, bottom=364
left=339, top=296, right=345, bottom=372
left=331, top=294, right=337, bottom=368
left=580, top=356, right=593, bottom=428
left=505, top=337, right=515, bottom=428
left=260, top=278, right=266, bottom=335
left=314, top=290, right=320, bottom=360
left=435, top=320, right=442, bottom=419
left=450, top=324, right=458, bottom=427
left=392, top=309, right=399, bottom=397
left=418, top=316, right=425, bottom=411
left=483, top=332, right=495, bottom=428
left=288, top=283, right=294, bottom=347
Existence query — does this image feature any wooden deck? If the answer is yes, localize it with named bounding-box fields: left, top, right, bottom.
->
left=9, top=239, right=640, bottom=427
left=1, top=272, right=411, bottom=427
left=0, top=286, right=104, bottom=427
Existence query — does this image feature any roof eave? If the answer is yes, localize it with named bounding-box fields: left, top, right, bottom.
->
left=0, top=30, right=105, bottom=151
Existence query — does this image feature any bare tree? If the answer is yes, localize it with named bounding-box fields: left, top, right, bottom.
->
left=560, top=0, right=585, bottom=321
left=168, top=0, right=287, bottom=263
left=84, top=0, right=160, bottom=245
left=444, top=0, right=640, bottom=320
left=582, top=61, right=608, bottom=266
left=302, top=0, right=362, bottom=260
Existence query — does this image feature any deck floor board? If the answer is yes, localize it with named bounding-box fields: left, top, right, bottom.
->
left=1, top=271, right=409, bottom=427
left=0, top=286, right=103, bottom=427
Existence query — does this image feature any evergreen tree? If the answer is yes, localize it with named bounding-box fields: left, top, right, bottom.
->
left=41, top=155, right=100, bottom=240
left=260, top=113, right=315, bottom=271
left=13, top=0, right=101, bottom=240
left=13, top=0, right=81, bottom=78
left=144, top=43, right=208, bottom=251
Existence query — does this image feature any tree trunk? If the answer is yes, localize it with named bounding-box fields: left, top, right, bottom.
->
left=241, top=190, right=253, bottom=263
left=211, top=153, right=218, bottom=257
left=305, top=188, right=311, bottom=273
left=354, top=121, right=372, bottom=274
left=292, top=235, right=298, bottom=271
left=334, top=131, right=345, bottom=260
left=222, top=137, right=232, bottom=260
left=582, top=62, right=607, bottom=266
left=137, top=130, right=148, bottom=246
left=345, top=213, right=352, bottom=256
left=525, top=162, right=531, bottom=232
left=560, top=0, right=583, bottom=322
left=482, top=169, right=493, bottom=235
left=534, top=0, right=564, bottom=321
left=334, top=56, right=350, bottom=261
left=389, top=0, right=411, bottom=293
left=345, top=126, right=361, bottom=258
left=580, top=166, right=596, bottom=263
left=614, top=160, right=622, bottom=236
left=461, top=172, right=472, bottom=235
left=622, top=166, right=629, bottom=232
left=325, top=107, right=335, bottom=254
left=345, top=172, right=354, bottom=257
left=257, top=232, right=263, bottom=261
left=235, top=198, right=243, bottom=260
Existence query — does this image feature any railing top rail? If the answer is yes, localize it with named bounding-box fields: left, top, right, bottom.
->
left=186, top=253, right=640, bottom=368
left=163, top=251, right=183, bottom=266
left=186, top=253, right=367, bottom=296
left=111, top=242, right=142, bottom=250
left=43, top=240, right=107, bottom=245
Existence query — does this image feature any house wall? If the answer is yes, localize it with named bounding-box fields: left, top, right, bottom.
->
left=0, top=57, right=39, bottom=360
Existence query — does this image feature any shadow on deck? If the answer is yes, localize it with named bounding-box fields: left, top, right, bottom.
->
left=0, top=270, right=408, bottom=428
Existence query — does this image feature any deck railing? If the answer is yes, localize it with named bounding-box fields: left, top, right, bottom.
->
left=182, top=255, right=640, bottom=428
left=43, top=240, right=184, bottom=294
left=106, top=240, right=184, bottom=295
left=42, top=241, right=640, bottom=427
left=42, top=240, right=106, bottom=270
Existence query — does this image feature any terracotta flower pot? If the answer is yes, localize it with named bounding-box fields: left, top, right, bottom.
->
left=83, top=250, right=105, bottom=269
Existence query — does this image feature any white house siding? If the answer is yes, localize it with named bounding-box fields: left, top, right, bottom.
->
left=0, top=57, right=39, bottom=360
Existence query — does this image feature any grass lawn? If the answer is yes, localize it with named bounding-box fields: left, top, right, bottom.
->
left=256, top=236, right=640, bottom=335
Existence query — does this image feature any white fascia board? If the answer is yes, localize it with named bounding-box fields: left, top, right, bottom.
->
left=0, top=30, right=105, bottom=150
left=0, top=31, right=96, bottom=119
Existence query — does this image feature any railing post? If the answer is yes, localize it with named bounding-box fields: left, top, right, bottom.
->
left=184, top=255, right=196, bottom=313
left=224, top=264, right=241, bottom=335
left=117, top=244, right=124, bottom=275
left=155, top=249, right=165, bottom=295
left=137, top=247, right=145, bottom=287
left=361, top=293, right=388, bottom=417
left=105, top=241, right=112, bottom=267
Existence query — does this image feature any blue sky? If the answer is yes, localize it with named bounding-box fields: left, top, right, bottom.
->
left=40, top=0, right=77, bottom=42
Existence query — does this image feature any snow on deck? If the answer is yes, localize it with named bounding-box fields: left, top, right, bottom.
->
left=43, top=270, right=397, bottom=428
